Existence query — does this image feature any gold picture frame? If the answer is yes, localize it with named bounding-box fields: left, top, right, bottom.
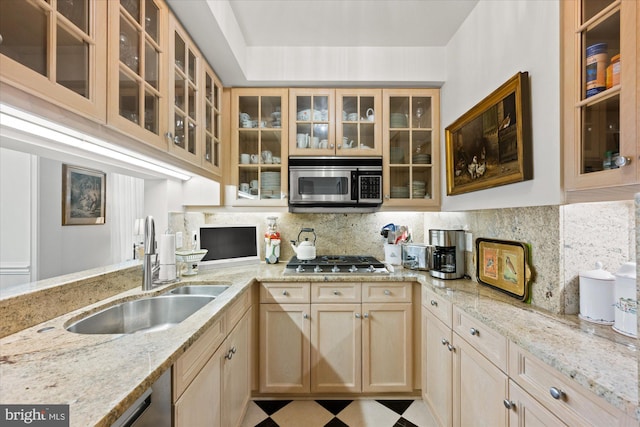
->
left=62, top=164, right=106, bottom=225
left=476, top=238, right=532, bottom=301
left=445, top=72, right=532, bottom=195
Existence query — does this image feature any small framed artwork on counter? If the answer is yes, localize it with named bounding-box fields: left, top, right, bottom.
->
left=62, top=164, right=106, bottom=225
left=445, top=71, right=532, bottom=195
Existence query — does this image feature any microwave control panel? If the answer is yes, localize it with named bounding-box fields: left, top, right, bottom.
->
left=359, top=175, right=382, bottom=202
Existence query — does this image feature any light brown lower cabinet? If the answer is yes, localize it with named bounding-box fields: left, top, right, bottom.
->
left=259, top=281, right=413, bottom=394
left=452, top=332, right=509, bottom=427
left=422, top=309, right=452, bottom=427
left=422, top=287, right=637, bottom=427
left=173, top=289, right=252, bottom=427
left=506, top=380, right=566, bottom=426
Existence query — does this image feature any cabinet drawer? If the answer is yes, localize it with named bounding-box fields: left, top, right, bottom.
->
left=226, top=288, right=252, bottom=330
left=312, top=282, right=360, bottom=303
left=509, top=343, right=635, bottom=427
left=422, top=287, right=452, bottom=327
left=453, top=307, right=508, bottom=372
left=173, top=316, right=226, bottom=399
left=261, top=282, right=310, bottom=303
left=362, top=282, right=412, bottom=303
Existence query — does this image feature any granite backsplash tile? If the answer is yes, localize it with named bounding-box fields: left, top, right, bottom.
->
left=171, top=199, right=636, bottom=315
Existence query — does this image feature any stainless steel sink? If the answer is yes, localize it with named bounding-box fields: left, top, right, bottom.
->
left=66, top=295, right=215, bottom=334
left=164, top=284, right=230, bottom=297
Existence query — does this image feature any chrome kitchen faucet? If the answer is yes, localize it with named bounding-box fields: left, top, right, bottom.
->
left=142, top=215, right=159, bottom=290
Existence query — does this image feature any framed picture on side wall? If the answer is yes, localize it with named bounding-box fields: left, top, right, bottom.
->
left=62, top=164, right=106, bottom=225
left=445, top=71, right=532, bottom=195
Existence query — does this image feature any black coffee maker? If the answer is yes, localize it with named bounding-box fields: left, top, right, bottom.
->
left=429, top=229, right=466, bottom=279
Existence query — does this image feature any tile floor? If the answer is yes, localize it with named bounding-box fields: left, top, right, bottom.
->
left=241, top=399, right=438, bottom=427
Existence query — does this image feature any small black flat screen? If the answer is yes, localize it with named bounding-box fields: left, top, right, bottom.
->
left=200, top=226, right=258, bottom=261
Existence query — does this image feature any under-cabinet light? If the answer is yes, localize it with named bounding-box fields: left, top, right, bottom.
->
left=0, top=104, right=192, bottom=181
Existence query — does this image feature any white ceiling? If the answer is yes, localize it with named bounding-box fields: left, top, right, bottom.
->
left=167, top=0, right=479, bottom=86
left=227, top=0, right=477, bottom=47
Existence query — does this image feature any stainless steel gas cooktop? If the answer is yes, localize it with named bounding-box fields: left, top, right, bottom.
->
left=284, top=255, right=389, bottom=275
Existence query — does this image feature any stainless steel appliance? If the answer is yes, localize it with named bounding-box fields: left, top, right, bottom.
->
left=288, top=157, right=383, bottom=212
left=284, top=255, right=389, bottom=275
left=429, top=229, right=465, bottom=279
left=402, top=244, right=433, bottom=270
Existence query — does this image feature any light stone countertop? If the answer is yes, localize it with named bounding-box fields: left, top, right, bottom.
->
left=0, top=262, right=637, bottom=426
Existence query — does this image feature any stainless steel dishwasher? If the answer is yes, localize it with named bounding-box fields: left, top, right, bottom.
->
left=111, top=369, right=171, bottom=427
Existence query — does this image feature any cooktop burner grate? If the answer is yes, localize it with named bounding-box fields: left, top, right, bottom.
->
left=284, top=255, right=388, bottom=274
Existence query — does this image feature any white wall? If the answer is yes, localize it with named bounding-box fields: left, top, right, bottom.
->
left=441, top=0, right=562, bottom=211
left=0, top=148, right=34, bottom=287
left=38, top=158, right=112, bottom=280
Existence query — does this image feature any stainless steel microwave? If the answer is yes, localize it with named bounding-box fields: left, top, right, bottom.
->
left=288, top=156, right=383, bottom=213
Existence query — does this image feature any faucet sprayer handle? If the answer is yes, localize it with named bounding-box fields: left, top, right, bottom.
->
left=144, top=216, right=156, bottom=255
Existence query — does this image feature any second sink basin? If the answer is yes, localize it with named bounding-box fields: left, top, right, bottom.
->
left=164, top=284, right=230, bottom=297
left=66, top=295, right=215, bottom=335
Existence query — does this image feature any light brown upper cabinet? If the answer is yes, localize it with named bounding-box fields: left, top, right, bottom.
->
left=202, top=63, right=224, bottom=176
left=231, top=88, right=289, bottom=206
left=562, top=0, right=639, bottom=202
left=0, top=0, right=107, bottom=120
left=289, top=89, right=383, bottom=156
left=168, top=15, right=201, bottom=166
left=382, top=89, right=441, bottom=209
left=107, top=0, right=168, bottom=150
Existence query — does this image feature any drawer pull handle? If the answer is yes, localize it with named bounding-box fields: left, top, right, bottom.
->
left=503, top=399, right=515, bottom=410
left=282, top=290, right=289, bottom=296
left=447, top=344, right=456, bottom=352
left=384, top=289, right=391, bottom=296
left=549, top=387, right=565, bottom=400
left=430, top=300, right=438, bottom=306
left=470, top=328, right=479, bottom=336
left=441, top=339, right=449, bottom=346
left=333, top=290, right=340, bottom=295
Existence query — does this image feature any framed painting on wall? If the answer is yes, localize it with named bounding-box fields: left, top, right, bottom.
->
left=62, top=164, right=106, bottom=225
left=445, top=71, right=532, bottom=195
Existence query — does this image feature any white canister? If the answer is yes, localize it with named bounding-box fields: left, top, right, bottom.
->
left=579, top=262, right=615, bottom=324
left=613, top=262, right=637, bottom=338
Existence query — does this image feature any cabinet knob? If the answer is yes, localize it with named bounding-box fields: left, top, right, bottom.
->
left=330, top=143, right=335, bottom=149
left=364, top=313, right=369, bottom=319
left=549, top=387, right=565, bottom=400
left=470, top=327, right=479, bottom=336
left=447, top=344, right=456, bottom=352
left=303, top=313, right=308, bottom=319
left=441, top=338, right=449, bottom=346
left=384, top=289, right=391, bottom=296
left=430, top=300, right=438, bottom=306
left=503, top=399, right=515, bottom=410
left=355, top=313, right=361, bottom=319
left=333, top=290, right=340, bottom=295
left=282, top=290, right=288, bottom=296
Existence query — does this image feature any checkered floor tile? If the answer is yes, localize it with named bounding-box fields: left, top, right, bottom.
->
left=241, top=399, right=438, bottom=427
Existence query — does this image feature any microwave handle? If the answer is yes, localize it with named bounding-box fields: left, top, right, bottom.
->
left=351, top=171, right=358, bottom=201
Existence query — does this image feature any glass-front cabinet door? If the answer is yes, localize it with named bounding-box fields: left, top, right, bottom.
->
left=232, top=89, right=288, bottom=206
left=289, top=89, right=335, bottom=155
left=562, top=0, right=638, bottom=201
left=202, top=63, right=223, bottom=175
left=336, top=89, right=382, bottom=155
left=382, top=89, right=440, bottom=209
left=168, top=16, right=200, bottom=165
left=108, top=0, right=167, bottom=149
left=0, top=0, right=107, bottom=119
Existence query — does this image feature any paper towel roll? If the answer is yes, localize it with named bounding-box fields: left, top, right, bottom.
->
left=159, top=234, right=176, bottom=265
left=159, top=233, right=176, bottom=281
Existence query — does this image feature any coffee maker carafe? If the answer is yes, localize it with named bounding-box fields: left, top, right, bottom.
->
left=429, top=229, right=465, bottom=279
